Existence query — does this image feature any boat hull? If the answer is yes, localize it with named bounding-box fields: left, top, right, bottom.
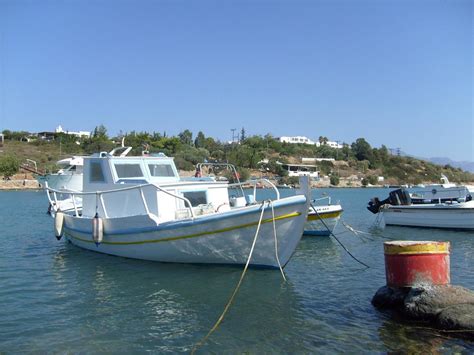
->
left=62, top=196, right=308, bottom=268
left=382, top=202, right=474, bottom=230
left=304, top=206, right=342, bottom=236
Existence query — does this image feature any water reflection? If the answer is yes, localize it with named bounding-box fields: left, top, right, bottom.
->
left=50, top=244, right=308, bottom=352
left=3, top=190, right=474, bottom=353
left=377, top=315, right=470, bottom=352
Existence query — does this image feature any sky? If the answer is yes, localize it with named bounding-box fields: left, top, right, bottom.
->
left=1, top=0, right=472, bottom=161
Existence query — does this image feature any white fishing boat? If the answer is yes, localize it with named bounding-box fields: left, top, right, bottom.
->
left=46, top=151, right=311, bottom=268
left=304, top=197, right=343, bottom=236
left=36, top=156, right=84, bottom=191
left=409, top=174, right=472, bottom=204
left=367, top=189, right=474, bottom=230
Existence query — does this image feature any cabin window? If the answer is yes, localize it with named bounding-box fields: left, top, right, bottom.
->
left=90, top=162, right=105, bottom=182
left=114, top=164, right=144, bottom=178
left=183, top=191, right=207, bottom=206
left=148, top=164, right=175, bottom=177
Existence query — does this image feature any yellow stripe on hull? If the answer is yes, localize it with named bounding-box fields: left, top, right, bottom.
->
left=307, top=211, right=342, bottom=221
left=66, top=211, right=302, bottom=245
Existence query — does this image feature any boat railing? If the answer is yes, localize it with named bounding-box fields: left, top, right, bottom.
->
left=45, top=182, right=195, bottom=220
left=228, top=178, right=280, bottom=201
left=196, top=162, right=244, bottom=197
left=312, top=196, right=332, bottom=205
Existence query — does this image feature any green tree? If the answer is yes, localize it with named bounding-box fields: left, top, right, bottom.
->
left=178, top=129, right=193, bottom=146
left=0, top=155, right=19, bottom=179
left=93, top=125, right=108, bottom=140
left=194, top=131, right=206, bottom=148
left=83, top=125, right=114, bottom=154
left=330, top=174, right=340, bottom=186
left=351, top=138, right=373, bottom=162
left=240, top=127, right=246, bottom=143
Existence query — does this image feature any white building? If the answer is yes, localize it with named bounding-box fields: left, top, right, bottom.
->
left=324, top=141, right=344, bottom=149
left=278, top=162, right=320, bottom=180
left=279, top=136, right=316, bottom=145
left=279, top=136, right=343, bottom=149
left=56, top=125, right=91, bottom=138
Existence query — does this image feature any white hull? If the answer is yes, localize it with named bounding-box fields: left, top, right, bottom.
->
left=382, top=201, right=474, bottom=230
left=304, top=205, right=343, bottom=236
left=62, top=196, right=307, bottom=268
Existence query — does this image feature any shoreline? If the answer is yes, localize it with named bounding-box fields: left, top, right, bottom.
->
left=1, top=179, right=473, bottom=191
left=0, top=179, right=43, bottom=190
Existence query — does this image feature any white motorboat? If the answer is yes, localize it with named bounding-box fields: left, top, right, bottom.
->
left=36, top=156, right=84, bottom=192
left=409, top=174, right=472, bottom=204
left=304, top=197, right=343, bottom=236
left=46, top=151, right=311, bottom=268
left=367, top=189, right=474, bottom=230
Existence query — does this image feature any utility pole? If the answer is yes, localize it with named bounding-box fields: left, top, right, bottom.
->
left=230, top=128, right=236, bottom=143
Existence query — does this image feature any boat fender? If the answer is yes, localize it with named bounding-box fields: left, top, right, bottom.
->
left=432, top=188, right=437, bottom=195
left=54, top=211, right=65, bottom=240
left=92, top=213, right=103, bottom=246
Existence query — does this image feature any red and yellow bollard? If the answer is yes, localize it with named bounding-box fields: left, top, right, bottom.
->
left=384, top=241, right=450, bottom=288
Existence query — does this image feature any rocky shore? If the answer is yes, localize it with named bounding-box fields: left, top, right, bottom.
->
left=0, top=179, right=42, bottom=190
left=372, top=285, right=474, bottom=339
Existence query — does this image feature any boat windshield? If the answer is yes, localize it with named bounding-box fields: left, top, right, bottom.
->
left=114, top=163, right=144, bottom=178
left=148, top=163, right=175, bottom=177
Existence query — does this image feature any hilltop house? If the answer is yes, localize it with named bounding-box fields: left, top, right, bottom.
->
left=278, top=136, right=343, bottom=149
left=279, top=136, right=316, bottom=145
left=55, top=125, right=91, bottom=138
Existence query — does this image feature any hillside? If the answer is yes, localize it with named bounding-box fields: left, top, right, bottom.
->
left=1, top=129, right=473, bottom=187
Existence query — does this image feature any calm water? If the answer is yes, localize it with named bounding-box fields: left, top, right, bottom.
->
left=1, top=188, right=473, bottom=353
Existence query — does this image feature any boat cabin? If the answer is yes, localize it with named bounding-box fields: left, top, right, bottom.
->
left=81, top=152, right=231, bottom=222
left=56, top=156, right=84, bottom=175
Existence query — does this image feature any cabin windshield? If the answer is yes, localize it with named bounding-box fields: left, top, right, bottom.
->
left=114, top=163, right=144, bottom=178
left=148, top=163, right=175, bottom=177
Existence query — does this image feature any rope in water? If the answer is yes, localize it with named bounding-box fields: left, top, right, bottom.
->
left=191, top=199, right=286, bottom=353
left=310, top=203, right=370, bottom=269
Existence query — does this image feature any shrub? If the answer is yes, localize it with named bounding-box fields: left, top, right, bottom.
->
left=0, top=155, right=19, bottom=179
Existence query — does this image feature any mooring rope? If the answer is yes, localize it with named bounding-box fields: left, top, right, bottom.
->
left=310, top=203, right=370, bottom=269
left=340, top=220, right=397, bottom=241
left=270, top=200, right=287, bottom=281
left=191, top=199, right=285, bottom=353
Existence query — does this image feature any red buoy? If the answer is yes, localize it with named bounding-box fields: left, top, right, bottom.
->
left=384, top=241, right=450, bottom=288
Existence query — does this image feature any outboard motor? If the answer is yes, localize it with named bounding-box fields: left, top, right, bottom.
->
left=367, top=189, right=411, bottom=214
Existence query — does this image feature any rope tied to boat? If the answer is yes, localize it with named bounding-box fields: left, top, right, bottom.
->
left=310, top=202, right=370, bottom=269
left=341, top=220, right=397, bottom=241
left=269, top=199, right=287, bottom=281
left=191, top=199, right=285, bottom=353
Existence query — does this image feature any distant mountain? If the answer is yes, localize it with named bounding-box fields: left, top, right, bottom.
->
left=428, top=157, right=474, bottom=173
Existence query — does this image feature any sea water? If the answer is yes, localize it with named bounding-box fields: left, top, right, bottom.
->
left=1, top=189, right=473, bottom=352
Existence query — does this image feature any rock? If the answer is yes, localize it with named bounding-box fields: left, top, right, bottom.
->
left=371, top=285, right=408, bottom=309
left=404, top=285, right=474, bottom=320
left=437, top=304, right=474, bottom=331
left=372, top=284, right=474, bottom=339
